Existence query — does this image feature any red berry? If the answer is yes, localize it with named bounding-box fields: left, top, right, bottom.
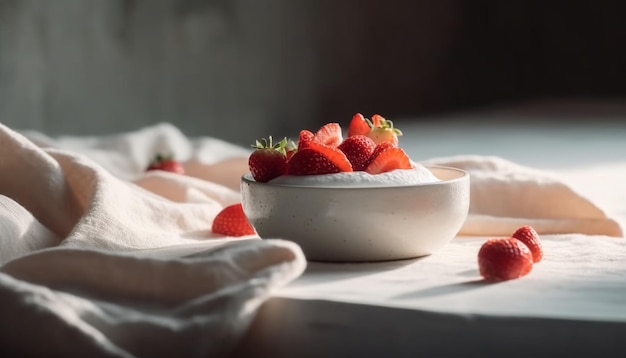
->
left=212, top=203, right=256, bottom=237
left=297, top=130, right=315, bottom=151
left=365, top=147, right=412, bottom=174
left=347, top=113, right=372, bottom=137
left=313, top=122, right=343, bottom=148
left=369, top=141, right=396, bottom=160
left=478, top=237, right=534, bottom=282
left=288, top=141, right=353, bottom=175
left=370, top=114, right=384, bottom=127
left=146, top=154, right=185, bottom=174
left=248, top=137, right=288, bottom=183
left=511, top=225, right=543, bottom=263
left=337, top=135, right=376, bottom=171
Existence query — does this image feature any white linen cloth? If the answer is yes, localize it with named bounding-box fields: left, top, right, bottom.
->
left=0, top=122, right=305, bottom=357
left=424, top=155, right=623, bottom=237
left=0, top=122, right=622, bottom=357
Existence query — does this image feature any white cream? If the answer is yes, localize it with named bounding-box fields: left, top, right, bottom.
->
left=268, top=163, right=440, bottom=187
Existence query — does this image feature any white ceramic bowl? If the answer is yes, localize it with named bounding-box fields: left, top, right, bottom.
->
left=241, top=166, right=469, bottom=262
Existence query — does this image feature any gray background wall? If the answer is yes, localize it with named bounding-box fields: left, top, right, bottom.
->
left=1, top=0, right=624, bottom=145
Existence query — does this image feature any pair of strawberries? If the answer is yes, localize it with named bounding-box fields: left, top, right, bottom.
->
left=248, top=113, right=411, bottom=183
left=478, top=225, right=544, bottom=281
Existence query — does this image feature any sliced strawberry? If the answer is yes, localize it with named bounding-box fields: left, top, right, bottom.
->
left=370, top=141, right=396, bottom=160
left=248, top=137, right=288, bottom=182
left=212, top=203, right=256, bottom=237
left=298, top=129, right=315, bottom=151
left=478, top=237, right=534, bottom=282
left=288, top=141, right=353, bottom=175
left=370, top=114, right=384, bottom=127
left=338, top=134, right=376, bottom=171
left=367, top=115, right=403, bottom=146
left=511, top=225, right=543, bottom=263
left=314, top=122, right=343, bottom=147
left=365, top=147, right=412, bottom=174
left=146, top=154, right=185, bottom=174
left=347, top=113, right=373, bottom=137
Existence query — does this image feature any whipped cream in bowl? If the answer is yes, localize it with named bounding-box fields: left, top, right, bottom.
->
left=241, top=165, right=469, bottom=262
left=267, top=163, right=440, bottom=188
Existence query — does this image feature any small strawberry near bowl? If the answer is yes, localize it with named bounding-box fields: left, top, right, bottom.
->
left=241, top=114, right=470, bottom=262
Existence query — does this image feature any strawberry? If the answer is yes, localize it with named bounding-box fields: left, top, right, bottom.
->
left=212, top=203, right=256, bottom=236
left=370, top=114, right=384, bottom=127
left=146, top=154, right=185, bottom=174
left=365, top=147, right=412, bottom=174
left=337, top=135, right=376, bottom=171
left=298, top=130, right=315, bottom=151
left=288, top=141, right=353, bottom=175
left=478, top=237, right=534, bottom=282
left=248, top=136, right=288, bottom=183
left=370, top=141, right=396, bottom=160
left=313, top=122, right=343, bottom=147
left=366, top=115, right=403, bottom=146
left=511, top=225, right=543, bottom=263
left=348, top=113, right=372, bottom=137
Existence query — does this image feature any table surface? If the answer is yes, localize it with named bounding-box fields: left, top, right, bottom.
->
left=233, top=113, right=626, bottom=358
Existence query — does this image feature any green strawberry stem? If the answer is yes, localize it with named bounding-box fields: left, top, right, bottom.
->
left=378, top=118, right=403, bottom=136
left=152, top=153, right=175, bottom=164
left=252, top=136, right=288, bottom=155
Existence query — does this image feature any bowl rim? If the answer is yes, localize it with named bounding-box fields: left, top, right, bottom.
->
left=241, top=165, right=468, bottom=190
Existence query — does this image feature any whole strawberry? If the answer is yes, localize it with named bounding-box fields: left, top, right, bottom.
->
left=512, top=225, right=543, bottom=263
left=146, top=154, right=185, bottom=174
left=212, top=203, right=256, bottom=236
left=337, top=135, right=376, bottom=171
left=248, top=137, right=288, bottom=183
left=478, top=237, right=534, bottom=282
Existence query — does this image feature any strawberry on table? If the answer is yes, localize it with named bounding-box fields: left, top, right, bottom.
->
left=511, top=225, right=543, bottom=263
left=146, top=154, right=185, bottom=174
left=248, top=136, right=288, bottom=183
left=365, top=147, right=412, bottom=174
left=366, top=115, right=403, bottom=147
left=212, top=203, right=256, bottom=236
left=478, top=237, right=534, bottom=282
left=338, top=134, right=376, bottom=171
left=288, top=141, right=353, bottom=175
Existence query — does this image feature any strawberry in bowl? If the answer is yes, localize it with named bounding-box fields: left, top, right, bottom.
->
left=241, top=114, right=470, bottom=262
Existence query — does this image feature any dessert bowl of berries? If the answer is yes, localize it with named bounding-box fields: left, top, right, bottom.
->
left=241, top=114, right=470, bottom=262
